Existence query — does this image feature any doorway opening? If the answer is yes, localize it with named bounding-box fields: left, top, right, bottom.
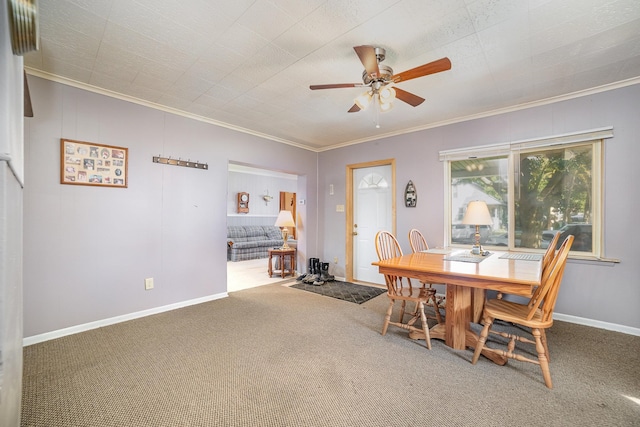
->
left=226, top=162, right=301, bottom=292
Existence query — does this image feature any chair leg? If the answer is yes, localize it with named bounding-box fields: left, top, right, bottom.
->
left=472, top=316, right=492, bottom=364
left=533, top=328, right=553, bottom=389
left=418, top=301, right=431, bottom=350
left=399, top=300, right=407, bottom=323
left=430, top=293, right=443, bottom=324
left=413, top=287, right=442, bottom=324
left=540, top=329, right=551, bottom=363
left=382, top=299, right=394, bottom=336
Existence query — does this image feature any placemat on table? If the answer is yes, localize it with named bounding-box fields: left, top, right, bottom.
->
left=499, top=253, right=543, bottom=261
left=444, top=252, right=490, bottom=263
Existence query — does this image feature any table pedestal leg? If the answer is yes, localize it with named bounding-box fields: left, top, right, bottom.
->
left=446, top=284, right=470, bottom=349
left=471, top=288, right=485, bottom=324
left=408, top=283, right=507, bottom=365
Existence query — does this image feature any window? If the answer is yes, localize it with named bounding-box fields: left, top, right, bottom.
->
left=441, top=128, right=612, bottom=257
left=358, top=172, right=389, bottom=189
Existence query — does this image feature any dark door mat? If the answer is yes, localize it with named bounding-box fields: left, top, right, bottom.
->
left=289, top=280, right=386, bottom=304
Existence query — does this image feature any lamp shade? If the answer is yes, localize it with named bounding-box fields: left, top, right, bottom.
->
left=274, top=210, right=295, bottom=228
left=461, top=201, right=492, bottom=225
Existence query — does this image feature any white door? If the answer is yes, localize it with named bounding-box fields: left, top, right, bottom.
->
left=353, top=165, right=393, bottom=284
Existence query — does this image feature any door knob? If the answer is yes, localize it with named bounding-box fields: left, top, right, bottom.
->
left=353, top=231, right=358, bottom=236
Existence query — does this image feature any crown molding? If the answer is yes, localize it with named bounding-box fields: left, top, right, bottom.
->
left=317, top=77, right=640, bottom=152
left=24, top=67, right=318, bottom=152
left=25, top=67, right=639, bottom=154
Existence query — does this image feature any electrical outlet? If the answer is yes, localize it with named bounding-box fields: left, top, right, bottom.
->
left=334, top=257, right=338, bottom=264
left=145, top=278, right=154, bottom=290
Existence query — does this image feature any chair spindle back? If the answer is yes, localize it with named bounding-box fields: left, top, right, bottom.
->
left=527, top=235, right=574, bottom=322
left=526, top=230, right=563, bottom=307
left=375, top=231, right=412, bottom=295
left=408, top=228, right=429, bottom=253
left=541, top=231, right=562, bottom=274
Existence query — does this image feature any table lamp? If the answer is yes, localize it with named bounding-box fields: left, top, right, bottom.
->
left=461, top=200, right=493, bottom=255
left=274, top=210, right=295, bottom=249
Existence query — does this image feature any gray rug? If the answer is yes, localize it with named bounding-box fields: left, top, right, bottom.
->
left=290, top=280, right=386, bottom=304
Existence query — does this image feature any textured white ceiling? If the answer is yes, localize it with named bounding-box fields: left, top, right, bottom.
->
left=24, top=0, right=640, bottom=151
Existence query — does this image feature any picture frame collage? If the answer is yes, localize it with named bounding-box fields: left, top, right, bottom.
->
left=60, top=139, right=128, bottom=188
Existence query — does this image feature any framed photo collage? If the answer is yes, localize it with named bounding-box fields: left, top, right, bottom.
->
left=60, top=139, right=128, bottom=188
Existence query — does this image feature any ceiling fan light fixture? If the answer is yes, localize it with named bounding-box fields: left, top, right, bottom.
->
left=309, top=46, right=452, bottom=126
left=354, top=91, right=372, bottom=110
left=379, top=100, right=393, bottom=112
left=379, top=86, right=396, bottom=103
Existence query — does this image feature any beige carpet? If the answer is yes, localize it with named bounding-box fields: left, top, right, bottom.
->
left=22, top=283, right=640, bottom=426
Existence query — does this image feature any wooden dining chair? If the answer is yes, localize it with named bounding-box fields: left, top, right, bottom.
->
left=495, top=230, right=562, bottom=301
left=408, top=228, right=444, bottom=323
left=375, top=231, right=433, bottom=349
left=542, top=230, right=562, bottom=273
left=471, top=235, right=574, bottom=388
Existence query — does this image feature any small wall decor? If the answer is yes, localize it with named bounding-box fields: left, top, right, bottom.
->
left=262, top=189, right=273, bottom=205
left=60, top=139, right=128, bottom=188
left=152, top=155, right=208, bottom=170
left=404, top=180, right=417, bottom=207
left=237, top=192, right=250, bottom=213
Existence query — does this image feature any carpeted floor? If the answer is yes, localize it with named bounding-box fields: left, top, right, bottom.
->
left=289, top=280, right=386, bottom=304
left=21, top=283, right=640, bottom=426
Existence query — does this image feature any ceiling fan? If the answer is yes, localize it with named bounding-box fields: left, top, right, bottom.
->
left=310, top=45, right=451, bottom=114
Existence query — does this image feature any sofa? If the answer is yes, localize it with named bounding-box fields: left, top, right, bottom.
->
left=226, top=225, right=284, bottom=262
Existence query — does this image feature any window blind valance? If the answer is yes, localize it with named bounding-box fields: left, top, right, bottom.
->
left=439, top=127, right=613, bottom=161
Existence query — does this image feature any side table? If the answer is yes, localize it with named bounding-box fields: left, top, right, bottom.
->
left=268, top=248, right=296, bottom=278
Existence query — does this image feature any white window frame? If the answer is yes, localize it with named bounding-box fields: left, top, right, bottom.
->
left=440, top=127, right=613, bottom=258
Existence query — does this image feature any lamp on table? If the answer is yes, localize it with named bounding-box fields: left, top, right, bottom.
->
left=461, top=200, right=493, bottom=255
left=274, top=210, right=295, bottom=249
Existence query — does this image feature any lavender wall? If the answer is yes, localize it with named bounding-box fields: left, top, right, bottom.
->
left=21, top=76, right=640, bottom=338
left=319, top=84, right=640, bottom=332
left=23, top=76, right=318, bottom=338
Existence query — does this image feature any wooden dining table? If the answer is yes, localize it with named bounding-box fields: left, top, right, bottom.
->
left=372, top=249, right=542, bottom=364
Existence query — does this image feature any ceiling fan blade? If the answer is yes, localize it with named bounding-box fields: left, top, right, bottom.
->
left=309, top=83, right=362, bottom=90
left=394, top=87, right=425, bottom=107
left=354, top=45, right=381, bottom=79
left=392, top=57, right=451, bottom=83
left=348, top=104, right=361, bottom=113
left=24, top=71, right=33, bottom=117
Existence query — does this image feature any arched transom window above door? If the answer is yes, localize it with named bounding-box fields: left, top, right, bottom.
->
left=358, top=173, right=389, bottom=189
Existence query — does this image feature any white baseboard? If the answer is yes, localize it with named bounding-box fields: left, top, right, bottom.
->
left=554, top=312, right=640, bottom=336
left=22, top=292, right=639, bottom=346
left=23, top=292, right=228, bottom=346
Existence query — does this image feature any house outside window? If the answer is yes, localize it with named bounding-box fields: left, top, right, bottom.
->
left=441, top=128, right=612, bottom=257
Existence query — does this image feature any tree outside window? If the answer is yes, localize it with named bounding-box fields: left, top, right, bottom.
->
left=516, top=145, right=592, bottom=251
left=448, top=140, right=599, bottom=254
